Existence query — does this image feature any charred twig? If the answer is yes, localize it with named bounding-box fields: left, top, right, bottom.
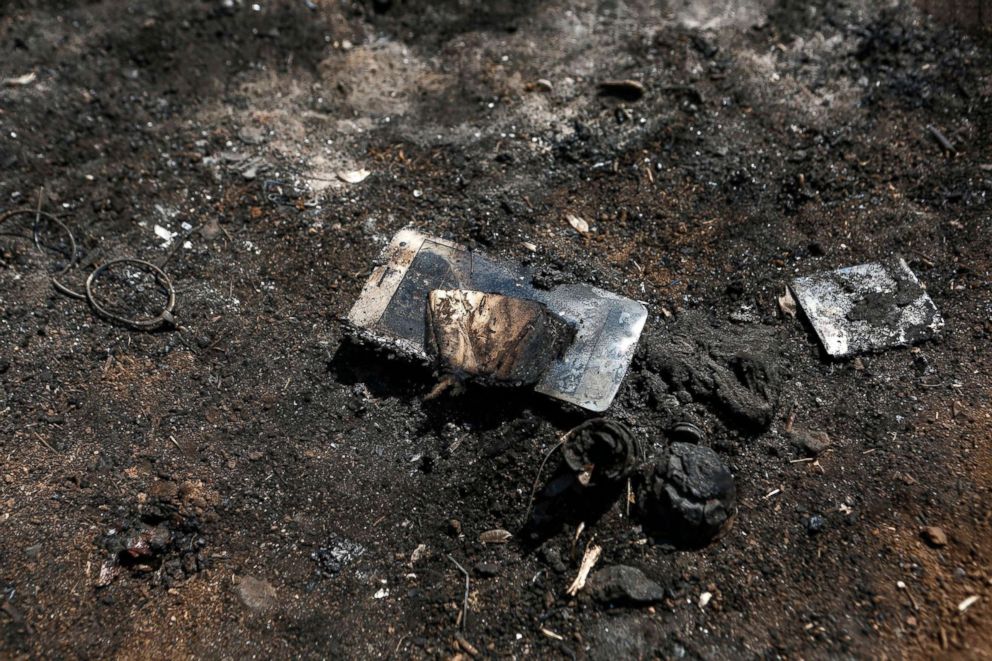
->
left=33, top=187, right=44, bottom=234
left=626, top=478, right=633, bottom=516
left=454, top=635, right=479, bottom=657
left=927, top=125, right=956, bottom=153
left=447, top=554, right=471, bottom=630
left=424, top=375, right=457, bottom=400
left=32, top=431, right=58, bottom=453
left=570, top=522, right=586, bottom=561
left=388, top=635, right=408, bottom=660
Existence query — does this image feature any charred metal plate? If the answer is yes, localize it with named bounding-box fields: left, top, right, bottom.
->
left=346, top=228, right=648, bottom=411
left=790, top=258, right=943, bottom=358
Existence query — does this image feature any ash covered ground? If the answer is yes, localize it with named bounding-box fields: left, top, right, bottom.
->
left=1, top=0, right=991, bottom=658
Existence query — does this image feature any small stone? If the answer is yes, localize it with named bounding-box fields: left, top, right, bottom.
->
left=921, top=526, right=947, bottom=548
left=566, top=213, right=590, bottom=235
left=148, top=480, right=179, bottom=502
left=474, top=562, right=499, bottom=578
left=527, top=79, right=553, bottom=93
left=588, top=565, right=664, bottom=607
left=337, top=168, right=370, bottom=184
left=790, top=429, right=830, bottom=457
left=236, top=576, right=278, bottom=612
left=539, top=546, right=567, bottom=573
left=806, top=515, right=826, bottom=535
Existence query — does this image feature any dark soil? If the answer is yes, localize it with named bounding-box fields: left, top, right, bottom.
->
left=2, top=1, right=991, bottom=658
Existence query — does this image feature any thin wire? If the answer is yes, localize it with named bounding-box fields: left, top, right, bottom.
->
left=520, top=430, right=573, bottom=528
left=85, top=258, right=176, bottom=331
left=2, top=191, right=181, bottom=330
left=446, top=554, right=471, bottom=631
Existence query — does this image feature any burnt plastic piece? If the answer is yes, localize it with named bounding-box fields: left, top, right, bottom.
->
left=637, top=442, right=737, bottom=548
left=346, top=229, right=647, bottom=412
left=425, top=289, right=572, bottom=385
left=562, top=418, right=642, bottom=485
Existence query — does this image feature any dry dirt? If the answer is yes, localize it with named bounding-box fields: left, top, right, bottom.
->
left=1, top=0, right=991, bottom=658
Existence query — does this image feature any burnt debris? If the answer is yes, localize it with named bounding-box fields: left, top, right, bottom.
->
left=790, top=258, right=943, bottom=358
left=637, top=442, right=738, bottom=549
left=425, top=290, right=572, bottom=386
left=597, top=79, right=646, bottom=101
left=644, top=314, right=783, bottom=430
left=562, top=418, right=643, bottom=486
left=587, top=565, right=665, bottom=607
left=346, top=228, right=647, bottom=412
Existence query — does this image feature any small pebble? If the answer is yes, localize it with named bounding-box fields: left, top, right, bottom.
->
left=790, top=428, right=830, bottom=457
left=588, top=565, right=664, bottom=607
left=806, top=515, right=826, bottom=535
left=921, top=526, right=947, bottom=548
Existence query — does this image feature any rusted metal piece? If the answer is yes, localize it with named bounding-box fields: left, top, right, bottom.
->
left=346, top=228, right=647, bottom=412
left=425, top=289, right=572, bottom=385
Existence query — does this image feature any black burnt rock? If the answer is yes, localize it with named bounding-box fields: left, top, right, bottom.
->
left=562, top=418, right=643, bottom=485
left=637, top=442, right=737, bottom=549
left=588, top=565, right=665, bottom=607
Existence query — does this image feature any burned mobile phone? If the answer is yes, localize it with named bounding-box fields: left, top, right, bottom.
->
left=346, top=228, right=647, bottom=412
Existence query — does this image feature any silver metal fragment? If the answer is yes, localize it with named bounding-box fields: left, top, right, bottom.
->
left=346, top=228, right=648, bottom=411
left=790, top=258, right=943, bottom=358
